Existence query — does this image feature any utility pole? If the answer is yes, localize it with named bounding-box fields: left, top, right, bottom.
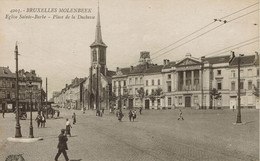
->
left=96, top=65, right=99, bottom=114
left=46, top=77, right=48, bottom=119
left=15, top=42, right=22, bottom=138
left=236, top=54, right=243, bottom=123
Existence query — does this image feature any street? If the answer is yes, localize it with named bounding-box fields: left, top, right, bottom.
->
left=0, top=108, right=259, bottom=161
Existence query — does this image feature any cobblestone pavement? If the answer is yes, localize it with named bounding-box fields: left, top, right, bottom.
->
left=0, top=108, right=259, bottom=161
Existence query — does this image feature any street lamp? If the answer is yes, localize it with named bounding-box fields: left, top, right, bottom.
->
left=236, top=54, right=244, bottom=124
left=27, top=81, right=34, bottom=138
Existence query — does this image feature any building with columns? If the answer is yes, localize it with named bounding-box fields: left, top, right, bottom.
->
left=112, top=52, right=259, bottom=110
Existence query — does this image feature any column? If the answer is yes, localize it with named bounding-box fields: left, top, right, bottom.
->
left=175, top=72, right=178, bottom=91
left=183, top=71, right=186, bottom=91
left=199, top=70, right=201, bottom=90
left=191, top=70, right=194, bottom=90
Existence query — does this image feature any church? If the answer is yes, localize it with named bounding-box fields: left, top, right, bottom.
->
left=86, top=5, right=115, bottom=110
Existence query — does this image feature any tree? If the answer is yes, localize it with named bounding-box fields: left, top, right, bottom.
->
left=253, top=85, right=259, bottom=97
left=210, top=88, right=221, bottom=109
left=148, top=87, right=163, bottom=109
left=121, top=88, right=129, bottom=108
left=137, top=87, right=145, bottom=109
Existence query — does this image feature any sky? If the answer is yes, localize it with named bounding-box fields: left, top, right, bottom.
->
left=0, top=0, right=259, bottom=98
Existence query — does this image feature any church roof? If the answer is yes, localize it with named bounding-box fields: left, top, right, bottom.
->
left=90, top=4, right=107, bottom=48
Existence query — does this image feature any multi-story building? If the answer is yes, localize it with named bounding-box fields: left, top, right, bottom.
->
left=0, top=67, right=43, bottom=112
left=0, top=67, right=16, bottom=111
left=112, top=52, right=259, bottom=110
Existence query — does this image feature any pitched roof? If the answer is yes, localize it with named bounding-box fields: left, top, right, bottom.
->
left=163, top=61, right=176, bottom=69
left=202, top=55, right=231, bottom=64
left=107, top=70, right=116, bottom=77
left=0, top=67, right=15, bottom=78
left=230, top=55, right=258, bottom=66
left=144, top=65, right=164, bottom=74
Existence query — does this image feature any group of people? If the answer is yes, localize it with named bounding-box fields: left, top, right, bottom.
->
left=35, top=112, right=46, bottom=128
left=128, top=109, right=137, bottom=122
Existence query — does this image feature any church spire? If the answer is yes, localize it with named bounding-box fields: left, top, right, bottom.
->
left=91, top=1, right=107, bottom=47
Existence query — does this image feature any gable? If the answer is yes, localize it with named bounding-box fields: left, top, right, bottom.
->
left=176, top=58, right=201, bottom=66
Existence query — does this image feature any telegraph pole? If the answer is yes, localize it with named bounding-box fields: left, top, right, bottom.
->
left=15, top=42, right=22, bottom=138
left=96, top=66, right=99, bottom=114
left=236, top=54, right=243, bottom=123
left=46, top=77, right=48, bottom=119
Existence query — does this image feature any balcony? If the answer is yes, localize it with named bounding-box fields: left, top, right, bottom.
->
left=178, top=85, right=200, bottom=91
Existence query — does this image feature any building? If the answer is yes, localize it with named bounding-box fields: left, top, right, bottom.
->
left=0, top=67, right=44, bottom=112
left=111, top=52, right=259, bottom=109
left=0, top=66, right=16, bottom=112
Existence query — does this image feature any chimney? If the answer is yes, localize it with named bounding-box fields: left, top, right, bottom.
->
left=254, top=51, right=259, bottom=63
left=130, top=66, right=133, bottom=71
left=116, top=67, right=119, bottom=72
left=66, top=84, right=68, bottom=88
left=163, top=59, right=167, bottom=65
left=30, top=70, right=36, bottom=75
left=229, top=51, right=235, bottom=63
left=167, top=59, right=170, bottom=64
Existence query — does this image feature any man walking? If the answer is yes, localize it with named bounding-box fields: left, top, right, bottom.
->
left=72, top=113, right=76, bottom=124
left=55, top=129, right=69, bottom=161
left=178, top=109, right=184, bottom=120
left=2, top=109, right=5, bottom=118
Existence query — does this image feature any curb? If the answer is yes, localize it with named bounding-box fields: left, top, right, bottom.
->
left=7, top=137, right=43, bottom=143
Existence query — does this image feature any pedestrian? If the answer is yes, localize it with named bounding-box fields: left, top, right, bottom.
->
left=139, top=107, right=142, bottom=115
left=57, top=110, right=60, bottom=118
left=2, top=109, right=5, bottom=118
left=132, top=110, right=137, bottom=122
left=118, top=109, right=124, bottom=122
left=178, top=109, right=184, bottom=120
left=35, top=112, right=42, bottom=128
left=65, top=118, right=72, bottom=137
left=41, top=114, right=46, bottom=127
left=128, top=110, right=132, bottom=122
left=72, top=113, right=76, bottom=124
left=54, top=129, right=69, bottom=161
left=232, top=105, right=235, bottom=112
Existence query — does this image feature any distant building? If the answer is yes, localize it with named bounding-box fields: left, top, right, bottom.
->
left=0, top=67, right=43, bottom=112
left=112, top=52, right=259, bottom=109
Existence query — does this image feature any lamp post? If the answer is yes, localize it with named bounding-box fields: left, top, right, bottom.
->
left=27, top=81, right=34, bottom=138
left=15, top=43, right=22, bottom=138
left=236, top=54, right=244, bottom=124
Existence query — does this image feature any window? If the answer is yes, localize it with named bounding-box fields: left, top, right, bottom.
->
left=135, top=88, right=138, bottom=95
left=151, top=89, right=154, bottom=94
left=145, top=90, right=148, bottom=96
left=231, top=71, right=235, bottom=78
left=178, top=96, right=182, bottom=105
left=152, top=100, right=154, bottom=106
left=168, top=97, right=172, bottom=106
left=152, top=80, right=154, bottom=85
left=257, top=80, right=260, bottom=89
left=217, top=70, right=221, bottom=75
left=231, top=82, right=235, bottom=91
left=248, top=69, right=252, bottom=77
left=157, top=99, right=161, bottom=106
left=129, top=78, right=132, bottom=85
left=140, top=77, right=143, bottom=84
left=167, top=81, right=171, bottom=92
left=146, top=80, right=148, bottom=86
left=135, top=78, right=138, bottom=84
left=240, top=81, right=244, bottom=89
left=113, top=81, right=116, bottom=87
left=248, top=81, right=252, bottom=90
left=0, top=80, right=2, bottom=87
left=257, top=69, right=260, bottom=76
left=123, top=80, right=126, bottom=86
left=158, top=79, right=160, bottom=85
left=217, top=82, right=222, bottom=90
left=168, top=74, right=171, bottom=79
left=7, top=91, right=10, bottom=99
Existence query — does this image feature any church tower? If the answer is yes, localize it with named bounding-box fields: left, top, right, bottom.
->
left=90, top=3, right=107, bottom=76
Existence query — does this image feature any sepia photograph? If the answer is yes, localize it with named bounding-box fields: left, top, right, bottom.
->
left=0, top=0, right=259, bottom=160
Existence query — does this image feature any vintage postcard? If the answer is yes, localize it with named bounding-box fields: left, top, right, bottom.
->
left=0, top=0, right=259, bottom=161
